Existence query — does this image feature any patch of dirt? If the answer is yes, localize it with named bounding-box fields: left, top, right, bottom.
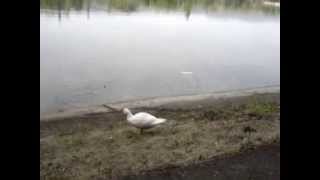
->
left=123, top=143, right=280, bottom=180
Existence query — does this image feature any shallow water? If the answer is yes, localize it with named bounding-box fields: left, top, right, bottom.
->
left=40, top=0, right=280, bottom=115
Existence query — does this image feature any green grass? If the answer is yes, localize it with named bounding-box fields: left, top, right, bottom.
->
left=245, top=97, right=279, bottom=117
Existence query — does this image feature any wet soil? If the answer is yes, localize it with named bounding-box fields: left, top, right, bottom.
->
left=123, top=142, right=280, bottom=180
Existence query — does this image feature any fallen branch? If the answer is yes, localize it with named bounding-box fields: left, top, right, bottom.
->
left=102, top=104, right=122, bottom=112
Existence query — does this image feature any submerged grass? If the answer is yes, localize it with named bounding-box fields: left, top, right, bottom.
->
left=40, top=93, right=280, bottom=180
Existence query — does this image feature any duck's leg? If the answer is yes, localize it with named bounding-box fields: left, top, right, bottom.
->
left=140, top=128, right=143, bottom=135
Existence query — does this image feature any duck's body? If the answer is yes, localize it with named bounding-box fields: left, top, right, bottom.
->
left=123, top=108, right=167, bottom=134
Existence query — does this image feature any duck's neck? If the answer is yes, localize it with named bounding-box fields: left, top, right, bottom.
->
left=126, top=110, right=133, bottom=119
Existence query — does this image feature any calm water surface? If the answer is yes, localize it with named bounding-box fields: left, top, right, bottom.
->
left=40, top=0, right=280, bottom=115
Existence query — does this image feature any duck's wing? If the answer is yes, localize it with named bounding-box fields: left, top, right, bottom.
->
left=152, top=118, right=166, bottom=125
left=129, top=112, right=158, bottom=127
left=133, top=112, right=156, bottom=118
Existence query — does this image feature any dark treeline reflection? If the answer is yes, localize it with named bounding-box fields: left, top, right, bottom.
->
left=40, top=0, right=280, bottom=16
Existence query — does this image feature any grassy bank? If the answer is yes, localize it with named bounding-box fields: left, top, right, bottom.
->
left=40, top=92, right=280, bottom=180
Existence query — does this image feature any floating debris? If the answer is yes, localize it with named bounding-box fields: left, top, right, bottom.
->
left=180, top=71, right=193, bottom=75
left=263, top=1, right=280, bottom=7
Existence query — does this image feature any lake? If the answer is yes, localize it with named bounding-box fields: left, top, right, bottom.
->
left=40, top=0, right=280, bottom=116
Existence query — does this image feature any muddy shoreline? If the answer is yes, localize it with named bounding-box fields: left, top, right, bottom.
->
left=40, top=85, right=279, bottom=121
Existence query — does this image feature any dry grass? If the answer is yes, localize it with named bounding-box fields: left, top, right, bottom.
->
left=40, top=93, right=280, bottom=180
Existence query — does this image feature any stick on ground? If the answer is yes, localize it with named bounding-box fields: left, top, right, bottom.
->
left=102, top=104, right=122, bottom=112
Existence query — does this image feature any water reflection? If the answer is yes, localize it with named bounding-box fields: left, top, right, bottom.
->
left=40, top=0, right=280, bottom=115
left=41, top=0, right=280, bottom=20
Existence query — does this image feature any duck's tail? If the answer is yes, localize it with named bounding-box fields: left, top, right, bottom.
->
left=154, top=118, right=167, bottom=125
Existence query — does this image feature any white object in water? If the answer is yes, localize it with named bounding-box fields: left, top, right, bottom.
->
left=123, top=108, right=167, bottom=134
left=180, top=71, right=193, bottom=75
left=263, top=1, right=280, bottom=7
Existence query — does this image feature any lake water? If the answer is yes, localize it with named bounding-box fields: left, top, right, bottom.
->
left=40, top=0, right=280, bottom=116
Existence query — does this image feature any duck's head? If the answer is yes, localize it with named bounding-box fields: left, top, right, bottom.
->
left=122, top=108, right=131, bottom=115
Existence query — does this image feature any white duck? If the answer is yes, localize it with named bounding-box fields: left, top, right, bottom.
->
left=122, top=108, right=167, bottom=134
